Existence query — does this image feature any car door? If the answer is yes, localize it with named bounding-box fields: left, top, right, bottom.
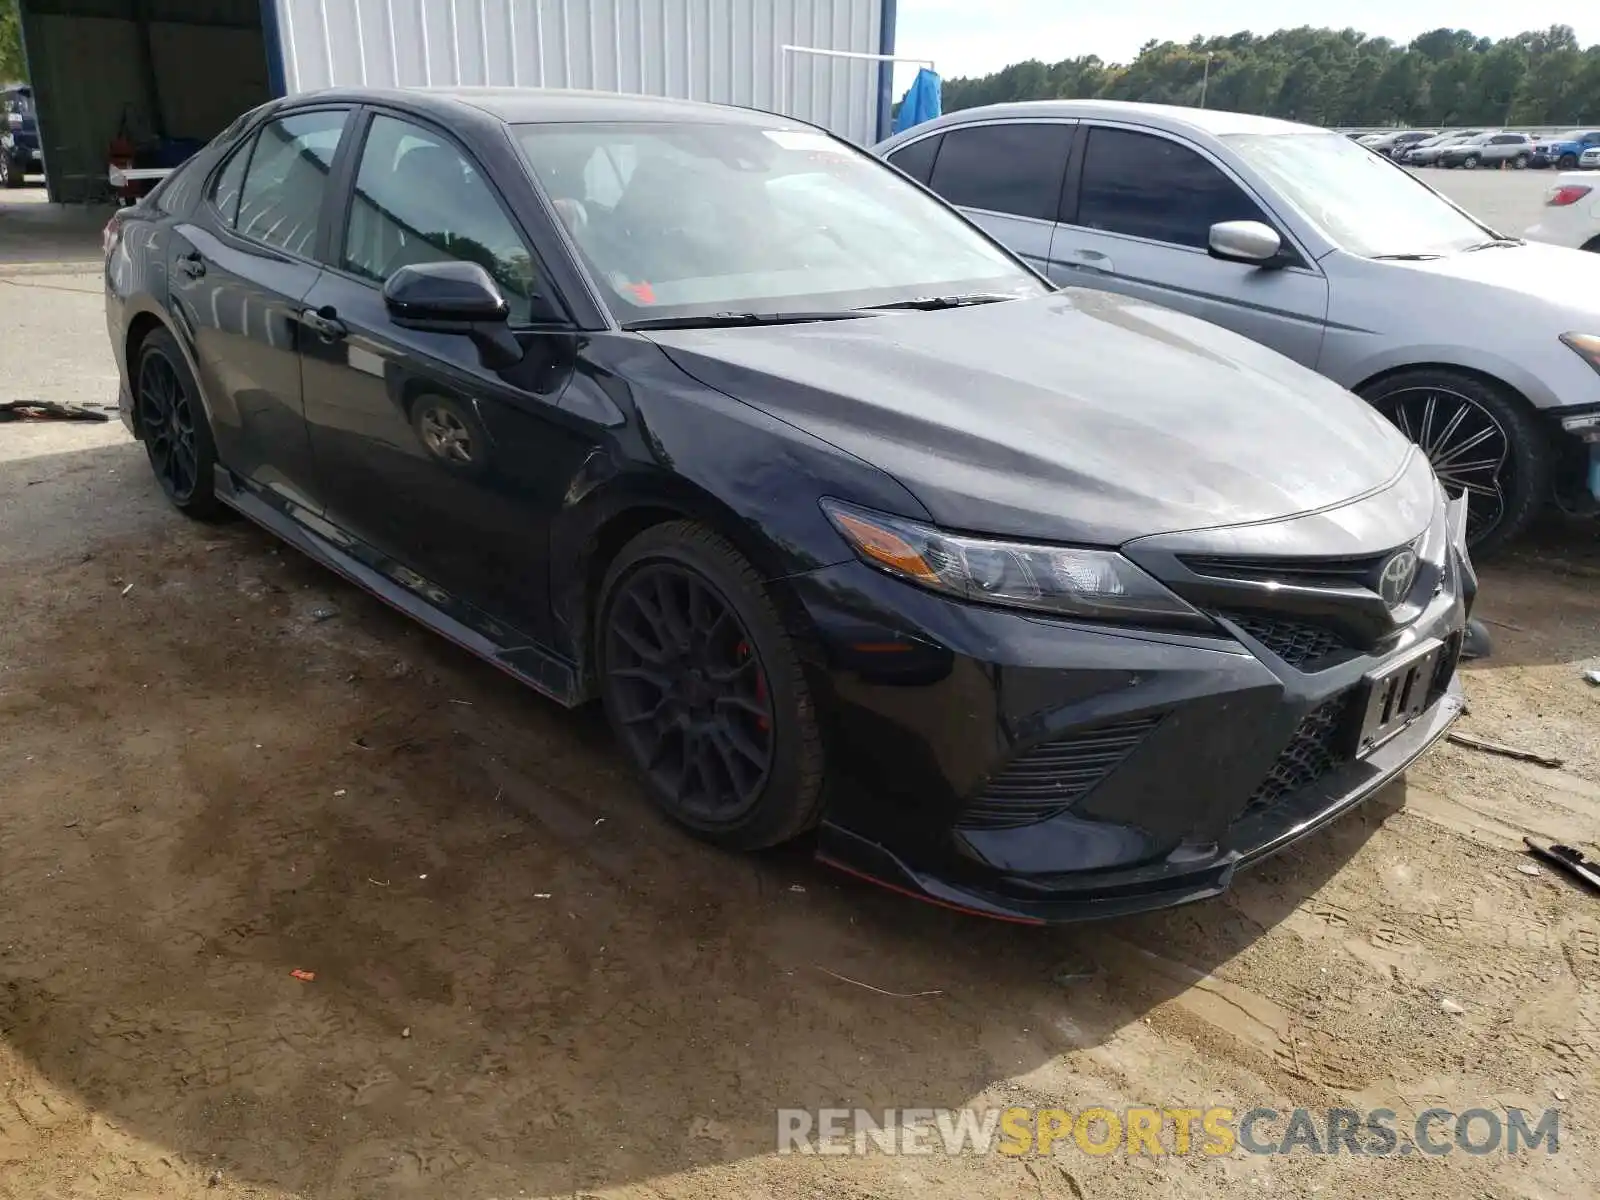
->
left=1052, top=123, right=1329, bottom=369
left=914, top=120, right=1075, bottom=278
left=169, top=107, right=352, bottom=509
left=298, top=108, right=587, bottom=642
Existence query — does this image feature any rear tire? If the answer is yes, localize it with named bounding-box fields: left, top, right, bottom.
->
left=1581, top=235, right=1600, bottom=253
left=597, top=520, right=826, bottom=850
left=1361, top=368, right=1549, bottom=557
left=134, top=327, right=226, bottom=520
left=1559, top=153, right=1579, bottom=169
left=0, top=154, right=22, bottom=189
left=1462, top=154, right=1481, bottom=170
left=1514, top=152, right=1530, bottom=170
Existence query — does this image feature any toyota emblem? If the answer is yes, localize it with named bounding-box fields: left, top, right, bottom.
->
left=1378, top=548, right=1419, bottom=609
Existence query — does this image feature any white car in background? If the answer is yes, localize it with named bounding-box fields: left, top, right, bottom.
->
left=1524, top=172, right=1600, bottom=253
left=1581, top=146, right=1600, bottom=169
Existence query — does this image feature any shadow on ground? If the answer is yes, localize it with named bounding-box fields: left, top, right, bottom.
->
left=0, top=441, right=1415, bottom=1197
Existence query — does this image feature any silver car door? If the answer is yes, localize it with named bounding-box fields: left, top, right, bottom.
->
left=1051, top=123, right=1330, bottom=369
left=920, top=118, right=1075, bottom=280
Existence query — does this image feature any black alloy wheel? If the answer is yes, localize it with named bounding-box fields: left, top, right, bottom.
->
left=598, top=522, right=825, bottom=849
left=136, top=329, right=224, bottom=518
left=1363, top=369, right=1549, bottom=555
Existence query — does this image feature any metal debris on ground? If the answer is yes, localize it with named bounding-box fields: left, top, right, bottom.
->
left=1440, top=998, right=1465, bottom=1015
left=814, top=965, right=943, bottom=998
left=1517, top=863, right=1543, bottom=876
left=119, top=583, right=133, bottom=597
left=289, top=968, right=316, bottom=982
left=309, top=605, right=339, bottom=622
left=1583, top=669, right=1600, bottom=686
left=1523, top=837, right=1600, bottom=893
left=1446, top=731, right=1563, bottom=768
left=0, top=399, right=111, bottom=423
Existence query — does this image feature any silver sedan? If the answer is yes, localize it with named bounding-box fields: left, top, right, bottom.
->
left=875, top=100, right=1600, bottom=551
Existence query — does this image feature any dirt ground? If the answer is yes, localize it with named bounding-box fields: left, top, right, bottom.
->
left=3, top=192, right=1600, bottom=1200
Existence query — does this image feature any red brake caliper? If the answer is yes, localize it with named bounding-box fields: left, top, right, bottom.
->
left=736, top=641, right=769, bottom=732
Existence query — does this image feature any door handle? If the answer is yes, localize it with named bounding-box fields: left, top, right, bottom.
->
left=300, top=305, right=346, bottom=341
left=176, top=251, right=205, bottom=279
left=1060, top=248, right=1116, bottom=274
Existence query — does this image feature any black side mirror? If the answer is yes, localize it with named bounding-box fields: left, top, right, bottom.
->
left=383, top=261, right=524, bottom=369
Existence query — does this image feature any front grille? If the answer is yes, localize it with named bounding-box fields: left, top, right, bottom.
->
left=1221, top=611, right=1355, bottom=669
left=960, top=715, right=1162, bottom=830
left=1183, top=551, right=1387, bottom=591
left=1240, top=692, right=1356, bottom=819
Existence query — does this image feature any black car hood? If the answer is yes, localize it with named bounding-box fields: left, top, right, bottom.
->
left=647, top=290, right=1412, bottom=546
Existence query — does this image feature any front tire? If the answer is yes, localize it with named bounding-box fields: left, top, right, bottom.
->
left=1514, top=152, right=1530, bottom=170
left=1560, top=153, right=1579, bottom=169
left=135, top=327, right=226, bottom=519
left=1361, top=368, right=1549, bottom=556
left=597, top=521, right=826, bottom=851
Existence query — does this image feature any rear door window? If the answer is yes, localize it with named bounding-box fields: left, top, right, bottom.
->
left=926, top=123, right=1072, bottom=221
left=232, top=109, right=352, bottom=257
left=1075, top=126, right=1269, bottom=249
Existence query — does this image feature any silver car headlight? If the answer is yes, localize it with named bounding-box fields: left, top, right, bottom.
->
left=820, top=499, right=1205, bottom=626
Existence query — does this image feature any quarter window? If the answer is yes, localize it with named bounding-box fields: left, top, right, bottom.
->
left=342, top=114, right=540, bottom=323
left=927, top=123, right=1072, bottom=221
left=233, top=110, right=350, bottom=256
left=1077, top=127, right=1269, bottom=250
left=886, top=134, right=941, bottom=186
left=209, top=143, right=250, bottom=224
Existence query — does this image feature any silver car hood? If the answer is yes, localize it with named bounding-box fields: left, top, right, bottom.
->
left=1397, top=241, right=1600, bottom=313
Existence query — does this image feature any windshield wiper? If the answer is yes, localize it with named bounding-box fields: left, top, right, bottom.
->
left=622, top=310, right=870, bottom=331
left=1372, top=252, right=1446, bottom=261
left=861, top=292, right=1020, bottom=311
left=1464, top=237, right=1524, bottom=251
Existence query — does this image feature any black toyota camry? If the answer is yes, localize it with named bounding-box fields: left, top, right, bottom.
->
left=105, top=87, right=1476, bottom=923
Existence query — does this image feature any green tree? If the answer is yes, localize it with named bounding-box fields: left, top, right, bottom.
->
left=938, top=24, right=1600, bottom=128
left=0, top=0, right=26, bottom=83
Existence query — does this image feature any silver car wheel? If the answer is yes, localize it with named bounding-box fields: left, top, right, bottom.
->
left=1379, top=386, right=1509, bottom=544
left=419, top=406, right=474, bottom=464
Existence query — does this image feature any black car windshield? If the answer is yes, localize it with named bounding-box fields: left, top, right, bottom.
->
left=514, top=120, right=1046, bottom=323
left=1224, top=131, right=1493, bottom=258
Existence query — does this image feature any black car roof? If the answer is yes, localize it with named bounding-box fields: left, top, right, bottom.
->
left=282, top=86, right=802, bottom=130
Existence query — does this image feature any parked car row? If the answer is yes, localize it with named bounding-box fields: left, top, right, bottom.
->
left=102, top=89, right=1579, bottom=926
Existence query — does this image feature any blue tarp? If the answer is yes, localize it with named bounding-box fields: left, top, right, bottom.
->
left=893, top=68, right=942, bottom=134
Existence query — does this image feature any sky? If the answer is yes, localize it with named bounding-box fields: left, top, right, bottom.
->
left=891, top=0, right=1600, bottom=90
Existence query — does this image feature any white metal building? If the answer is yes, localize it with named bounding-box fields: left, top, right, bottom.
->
left=17, top=0, right=903, bottom=202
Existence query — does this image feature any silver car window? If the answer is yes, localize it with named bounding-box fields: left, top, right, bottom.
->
left=1224, top=131, right=1490, bottom=258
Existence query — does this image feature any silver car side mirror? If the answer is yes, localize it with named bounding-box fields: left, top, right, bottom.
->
left=1208, top=220, right=1283, bottom=267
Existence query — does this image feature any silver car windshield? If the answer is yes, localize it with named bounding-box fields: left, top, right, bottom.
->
left=1224, top=131, right=1492, bottom=259
left=515, top=121, right=1046, bottom=322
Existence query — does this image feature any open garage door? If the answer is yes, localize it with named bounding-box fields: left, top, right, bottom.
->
left=19, top=0, right=274, bottom=202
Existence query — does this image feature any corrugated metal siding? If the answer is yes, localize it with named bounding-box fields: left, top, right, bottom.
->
left=271, top=0, right=887, bottom=144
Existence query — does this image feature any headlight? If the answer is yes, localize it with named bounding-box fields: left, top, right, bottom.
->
left=1559, top=332, right=1600, bottom=378
left=820, top=499, right=1205, bottom=626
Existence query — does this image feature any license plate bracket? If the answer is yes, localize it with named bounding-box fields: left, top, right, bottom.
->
left=1354, top=638, right=1444, bottom=759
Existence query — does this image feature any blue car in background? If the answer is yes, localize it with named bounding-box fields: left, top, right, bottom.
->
left=1532, top=129, right=1600, bottom=170
left=1, top=84, right=40, bottom=188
